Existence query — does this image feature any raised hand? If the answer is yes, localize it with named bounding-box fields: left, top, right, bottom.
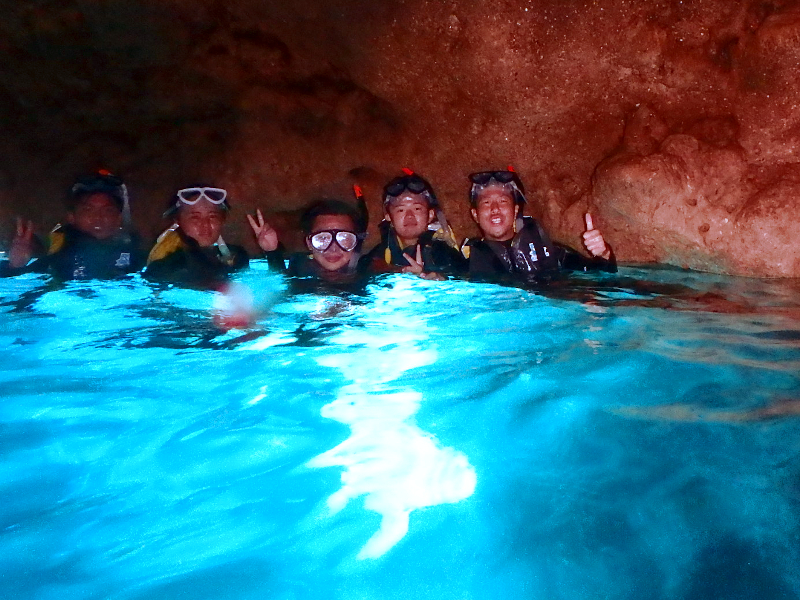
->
left=9, top=217, right=35, bottom=269
left=402, top=245, right=445, bottom=280
left=401, top=244, right=425, bottom=275
left=582, top=213, right=611, bottom=260
left=247, top=209, right=278, bottom=252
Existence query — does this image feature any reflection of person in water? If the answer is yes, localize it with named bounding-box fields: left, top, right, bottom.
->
left=1, top=172, right=144, bottom=280
left=461, top=169, right=616, bottom=282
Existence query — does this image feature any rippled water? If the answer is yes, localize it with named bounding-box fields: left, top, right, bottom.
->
left=2, top=264, right=800, bottom=600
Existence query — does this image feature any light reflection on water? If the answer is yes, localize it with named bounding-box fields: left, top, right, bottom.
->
left=1, top=265, right=800, bottom=599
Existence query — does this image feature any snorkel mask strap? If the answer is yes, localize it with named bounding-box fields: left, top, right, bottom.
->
left=513, top=187, right=528, bottom=233
left=120, top=183, right=131, bottom=227
left=353, top=185, right=369, bottom=236
left=119, top=182, right=132, bottom=243
left=433, top=208, right=459, bottom=250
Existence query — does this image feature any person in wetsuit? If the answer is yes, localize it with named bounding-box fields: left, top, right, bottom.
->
left=1, top=171, right=144, bottom=280
left=145, top=186, right=249, bottom=287
left=461, top=170, right=616, bottom=282
left=363, top=171, right=466, bottom=279
left=248, top=198, right=370, bottom=293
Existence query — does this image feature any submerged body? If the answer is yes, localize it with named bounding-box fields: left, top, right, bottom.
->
left=369, top=175, right=464, bottom=279
left=464, top=216, right=616, bottom=281
left=1, top=223, right=143, bottom=280
left=248, top=199, right=371, bottom=295
left=2, top=178, right=144, bottom=281
left=465, top=173, right=615, bottom=282
left=364, top=227, right=466, bottom=276
left=146, top=186, right=249, bottom=287
left=145, top=227, right=249, bottom=287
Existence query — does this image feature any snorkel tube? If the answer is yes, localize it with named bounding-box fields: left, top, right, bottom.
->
left=353, top=184, right=370, bottom=237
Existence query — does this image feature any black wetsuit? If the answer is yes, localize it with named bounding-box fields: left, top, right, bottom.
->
left=0, top=224, right=144, bottom=280
left=364, top=225, right=467, bottom=275
left=144, top=229, right=249, bottom=288
left=463, top=217, right=616, bottom=282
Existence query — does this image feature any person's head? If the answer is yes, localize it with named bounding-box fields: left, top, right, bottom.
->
left=67, top=173, right=126, bottom=240
left=468, top=170, right=526, bottom=242
left=301, top=199, right=366, bottom=272
left=382, top=174, right=437, bottom=245
left=166, top=186, right=230, bottom=248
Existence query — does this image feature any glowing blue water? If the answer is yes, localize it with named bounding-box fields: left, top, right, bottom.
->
left=2, top=265, right=800, bottom=600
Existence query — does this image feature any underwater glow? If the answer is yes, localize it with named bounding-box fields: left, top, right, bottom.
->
left=2, top=266, right=800, bottom=599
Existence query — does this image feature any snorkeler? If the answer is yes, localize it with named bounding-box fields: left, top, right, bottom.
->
left=248, top=198, right=369, bottom=286
left=1, top=171, right=144, bottom=280
left=144, top=186, right=249, bottom=286
left=461, top=169, right=616, bottom=280
left=363, top=171, right=466, bottom=279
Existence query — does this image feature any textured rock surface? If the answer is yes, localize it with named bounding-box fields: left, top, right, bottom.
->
left=1, top=0, right=799, bottom=275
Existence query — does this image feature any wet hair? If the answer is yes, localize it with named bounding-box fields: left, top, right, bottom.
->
left=67, top=174, right=126, bottom=212
left=300, top=199, right=367, bottom=234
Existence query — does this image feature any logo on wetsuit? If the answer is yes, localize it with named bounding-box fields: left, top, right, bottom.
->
left=115, top=253, right=131, bottom=268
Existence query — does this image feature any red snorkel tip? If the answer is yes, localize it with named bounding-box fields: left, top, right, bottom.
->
left=353, top=185, right=363, bottom=199
left=401, top=167, right=415, bottom=176
left=507, top=165, right=516, bottom=172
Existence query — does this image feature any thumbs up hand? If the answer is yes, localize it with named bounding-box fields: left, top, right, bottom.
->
left=582, top=213, right=612, bottom=260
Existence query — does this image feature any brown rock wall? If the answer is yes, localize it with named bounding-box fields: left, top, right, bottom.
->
left=0, top=0, right=799, bottom=274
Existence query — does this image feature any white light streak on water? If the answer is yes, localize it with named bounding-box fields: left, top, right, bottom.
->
left=308, top=279, right=477, bottom=559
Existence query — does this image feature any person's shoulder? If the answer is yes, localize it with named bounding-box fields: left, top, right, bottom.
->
left=460, top=236, right=485, bottom=259
left=423, top=236, right=466, bottom=272
left=147, top=228, right=186, bottom=265
left=286, top=252, right=317, bottom=277
left=226, top=244, right=250, bottom=269
left=363, top=238, right=388, bottom=260
left=47, top=224, right=81, bottom=255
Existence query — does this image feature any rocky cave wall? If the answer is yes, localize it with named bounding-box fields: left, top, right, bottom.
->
left=1, top=0, right=800, bottom=276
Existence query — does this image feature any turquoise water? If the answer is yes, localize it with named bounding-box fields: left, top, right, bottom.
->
left=2, top=264, right=800, bottom=600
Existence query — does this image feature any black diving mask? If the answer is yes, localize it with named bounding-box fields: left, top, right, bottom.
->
left=383, top=175, right=438, bottom=208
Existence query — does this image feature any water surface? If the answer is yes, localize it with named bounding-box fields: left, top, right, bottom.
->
left=2, top=265, right=800, bottom=600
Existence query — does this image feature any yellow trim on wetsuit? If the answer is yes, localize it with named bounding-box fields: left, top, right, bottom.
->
left=47, top=228, right=66, bottom=255
left=147, top=228, right=185, bottom=265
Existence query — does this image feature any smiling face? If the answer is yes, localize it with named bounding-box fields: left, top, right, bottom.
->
left=471, top=185, right=519, bottom=242
left=306, top=213, right=358, bottom=272
left=385, top=194, right=434, bottom=247
left=68, top=192, right=123, bottom=240
left=176, top=199, right=226, bottom=248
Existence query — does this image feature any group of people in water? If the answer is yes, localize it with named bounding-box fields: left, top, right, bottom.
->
left=1, top=168, right=616, bottom=289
